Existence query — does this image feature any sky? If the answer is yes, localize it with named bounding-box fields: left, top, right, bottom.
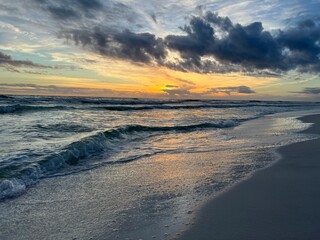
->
left=0, top=0, right=320, bottom=100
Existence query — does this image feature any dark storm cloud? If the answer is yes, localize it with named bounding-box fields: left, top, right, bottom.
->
left=33, top=2, right=320, bottom=75
left=166, top=17, right=215, bottom=57
left=277, top=19, right=320, bottom=72
left=165, top=13, right=284, bottom=72
left=114, top=30, right=167, bottom=63
left=215, top=22, right=283, bottom=69
left=208, top=86, right=256, bottom=95
left=204, top=12, right=233, bottom=31
left=164, top=13, right=320, bottom=73
left=60, top=28, right=167, bottom=63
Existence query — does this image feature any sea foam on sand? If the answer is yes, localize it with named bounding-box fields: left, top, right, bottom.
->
left=178, top=114, right=320, bottom=240
left=0, top=110, right=319, bottom=240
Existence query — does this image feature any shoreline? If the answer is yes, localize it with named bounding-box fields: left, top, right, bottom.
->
left=176, top=114, right=320, bottom=240
left=0, top=111, right=318, bottom=240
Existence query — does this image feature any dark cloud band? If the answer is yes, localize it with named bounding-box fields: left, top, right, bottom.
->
left=165, top=12, right=320, bottom=73
left=29, top=0, right=320, bottom=75
left=65, top=13, right=320, bottom=74
left=0, top=51, right=50, bottom=69
left=0, top=51, right=78, bottom=73
left=294, top=88, right=320, bottom=95
left=208, top=86, right=256, bottom=95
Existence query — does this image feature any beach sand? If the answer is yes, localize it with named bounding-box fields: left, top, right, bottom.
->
left=177, top=114, right=320, bottom=240
left=0, top=113, right=318, bottom=240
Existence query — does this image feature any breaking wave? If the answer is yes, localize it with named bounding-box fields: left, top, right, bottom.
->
left=0, top=120, right=238, bottom=200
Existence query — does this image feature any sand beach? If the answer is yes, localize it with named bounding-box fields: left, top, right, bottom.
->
left=178, top=114, right=320, bottom=239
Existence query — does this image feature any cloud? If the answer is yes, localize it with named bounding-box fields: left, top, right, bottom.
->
left=176, top=79, right=196, bottom=85
left=0, top=83, right=114, bottom=96
left=165, top=84, right=178, bottom=88
left=165, top=13, right=285, bottom=73
left=244, top=70, right=283, bottom=78
left=167, top=14, right=320, bottom=74
left=0, top=3, right=18, bottom=13
left=53, top=8, right=320, bottom=75
left=60, top=28, right=167, bottom=64
left=208, top=86, right=256, bottom=95
left=150, top=13, right=157, bottom=23
left=31, top=0, right=140, bottom=29
left=294, top=88, right=320, bottom=95
left=0, top=83, right=170, bottom=98
left=237, top=86, right=256, bottom=94
left=75, top=0, right=102, bottom=10
left=7, top=1, right=320, bottom=76
left=162, top=88, right=190, bottom=97
left=47, top=6, right=79, bottom=20
left=33, top=0, right=103, bottom=20
left=0, top=51, right=51, bottom=69
left=277, top=19, right=320, bottom=72
left=0, top=51, right=78, bottom=73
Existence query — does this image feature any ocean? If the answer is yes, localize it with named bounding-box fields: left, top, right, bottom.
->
left=0, top=95, right=319, bottom=239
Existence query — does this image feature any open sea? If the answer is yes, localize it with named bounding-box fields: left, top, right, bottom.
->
left=1, top=95, right=320, bottom=239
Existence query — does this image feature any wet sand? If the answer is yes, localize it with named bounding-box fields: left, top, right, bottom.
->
left=177, top=114, right=320, bottom=240
left=0, top=113, right=318, bottom=240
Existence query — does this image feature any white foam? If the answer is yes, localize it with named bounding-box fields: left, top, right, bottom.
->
left=0, top=179, right=26, bottom=200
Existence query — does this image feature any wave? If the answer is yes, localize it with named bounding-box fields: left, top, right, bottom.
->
left=34, top=123, right=93, bottom=133
left=0, top=104, right=73, bottom=114
left=2, top=96, right=319, bottom=114
left=1, top=95, right=202, bottom=105
left=110, top=121, right=238, bottom=133
left=95, top=103, right=314, bottom=111
left=1, top=102, right=315, bottom=115
left=0, top=120, right=238, bottom=200
left=78, top=98, right=201, bottom=105
left=0, top=95, right=12, bottom=99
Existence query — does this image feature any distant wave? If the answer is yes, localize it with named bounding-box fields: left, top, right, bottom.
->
left=34, top=123, right=93, bottom=133
left=0, top=120, right=238, bottom=200
left=96, top=103, right=313, bottom=111
left=1, top=102, right=316, bottom=115
left=2, top=96, right=319, bottom=114
left=0, top=95, right=12, bottom=99
left=0, top=95, right=202, bottom=105
left=79, top=98, right=201, bottom=105
left=0, top=102, right=304, bottom=115
left=0, top=104, right=73, bottom=114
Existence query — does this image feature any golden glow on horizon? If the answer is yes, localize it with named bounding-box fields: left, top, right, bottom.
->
left=0, top=50, right=281, bottom=98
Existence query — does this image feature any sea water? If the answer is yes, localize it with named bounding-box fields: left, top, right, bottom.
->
left=0, top=95, right=319, bottom=239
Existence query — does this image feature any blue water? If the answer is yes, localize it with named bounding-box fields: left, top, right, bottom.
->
left=0, top=95, right=319, bottom=200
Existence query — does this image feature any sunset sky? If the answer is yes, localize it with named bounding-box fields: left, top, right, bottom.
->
left=1, top=0, right=320, bottom=100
